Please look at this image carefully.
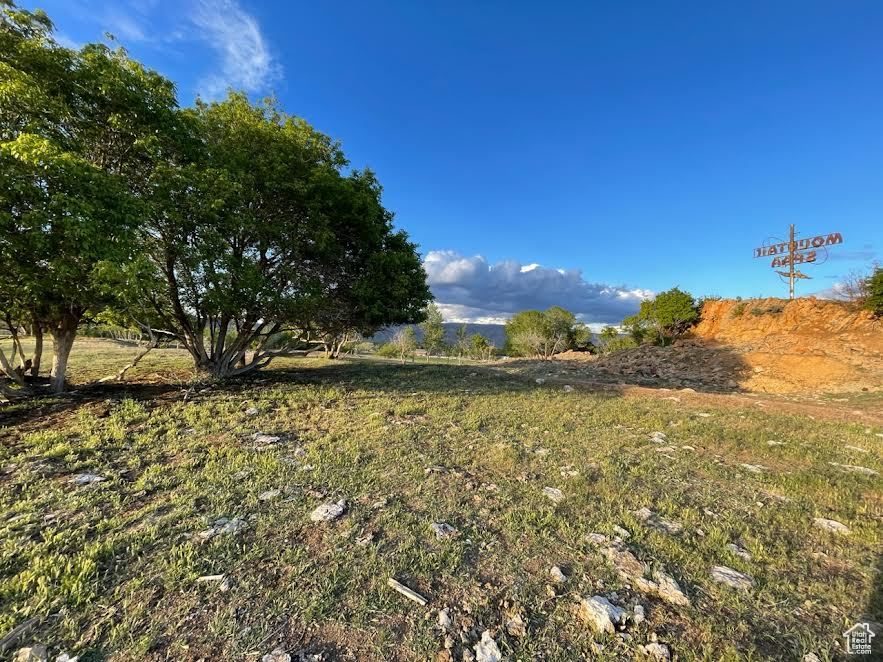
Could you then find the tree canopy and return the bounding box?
[0,1,430,390]
[504,306,589,359]
[623,287,699,346]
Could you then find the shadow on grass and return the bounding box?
[500,337,752,394]
[1,338,751,430]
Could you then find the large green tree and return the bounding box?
[0,1,179,392]
[141,93,429,378]
[504,306,586,359]
[623,287,700,346]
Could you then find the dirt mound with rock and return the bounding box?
[553,298,882,394]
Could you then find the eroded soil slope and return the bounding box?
[519,298,882,395]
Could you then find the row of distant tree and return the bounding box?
[376,287,708,362]
[0,3,430,394]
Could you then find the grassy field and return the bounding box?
[1,340,881,660]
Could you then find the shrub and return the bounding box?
[622,288,700,346]
[730,302,747,317]
[865,267,883,317]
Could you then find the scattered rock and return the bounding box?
[431,522,459,540]
[425,465,447,475]
[596,539,690,606]
[262,648,290,662]
[542,486,565,503]
[535,378,546,385]
[310,500,346,523]
[739,463,766,474]
[563,385,574,393]
[245,407,259,416]
[219,576,233,592]
[259,489,281,501]
[639,642,671,660]
[14,647,48,662]
[504,607,526,637]
[56,655,79,662]
[696,412,712,418]
[356,532,375,546]
[197,517,248,541]
[473,630,502,662]
[710,565,754,590]
[632,604,646,625]
[828,462,879,476]
[633,507,682,535]
[767,440,785,446]
[71,473,105,485]
[580,595,626,634]
[813,517,850,535]
[726,543,752,561]
[649,431,668,444]
[844,445,869,453]
[549,565,568,584]
[612,525,631,539]
[438,607,453,631]
[559,465,579,477]
[803,654,820,662]
[252,433,281,446]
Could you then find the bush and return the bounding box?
[622,288,699,346]
[865,267,883,316]
[730,302,747,317]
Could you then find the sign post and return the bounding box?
[754,227,843,299]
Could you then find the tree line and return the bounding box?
[0,2,430,394]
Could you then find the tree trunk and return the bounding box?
[31,326,43,378]
[50,318,78,394]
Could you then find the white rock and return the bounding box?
[740,463,766,474]
[802,654,820,662]
[580,595,626,634]
[710,565,754,590]
[71,473,105,485]
[640,642,671,660]
[252,433,281,445]
[813,517,850,535]
[829,462,879,476]
[767,440,785,446]
[438,607,453,631]
[633,604,646,624]
[261,648,290,662]
[563,385,574,392]
[245,407,259,416]
[542,486,565,503]
[549,565,568,584]
[217,517,248,535]
[535,378,546,385]
[649,431,668,444]
[15,647,48,662]
[259,489,281,501]
[56,655,79,662]
[431,522,459,540]
[726,543,752,561]
[310,499,346,522]
[587,532,609,545]
[474,630,502,662]
[613,525,631,539]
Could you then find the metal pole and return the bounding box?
[788,223,795,300]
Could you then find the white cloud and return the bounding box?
[423,250,651,325]
[192,0,279,98]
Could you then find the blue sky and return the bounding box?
[29,0,883,325]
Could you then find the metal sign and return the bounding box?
[754,225,843,299]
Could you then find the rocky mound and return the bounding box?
[553,298,882,394]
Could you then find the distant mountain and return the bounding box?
[371,322,508,348]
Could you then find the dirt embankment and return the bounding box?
[694,297,881,393]
[550,298,882,395]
